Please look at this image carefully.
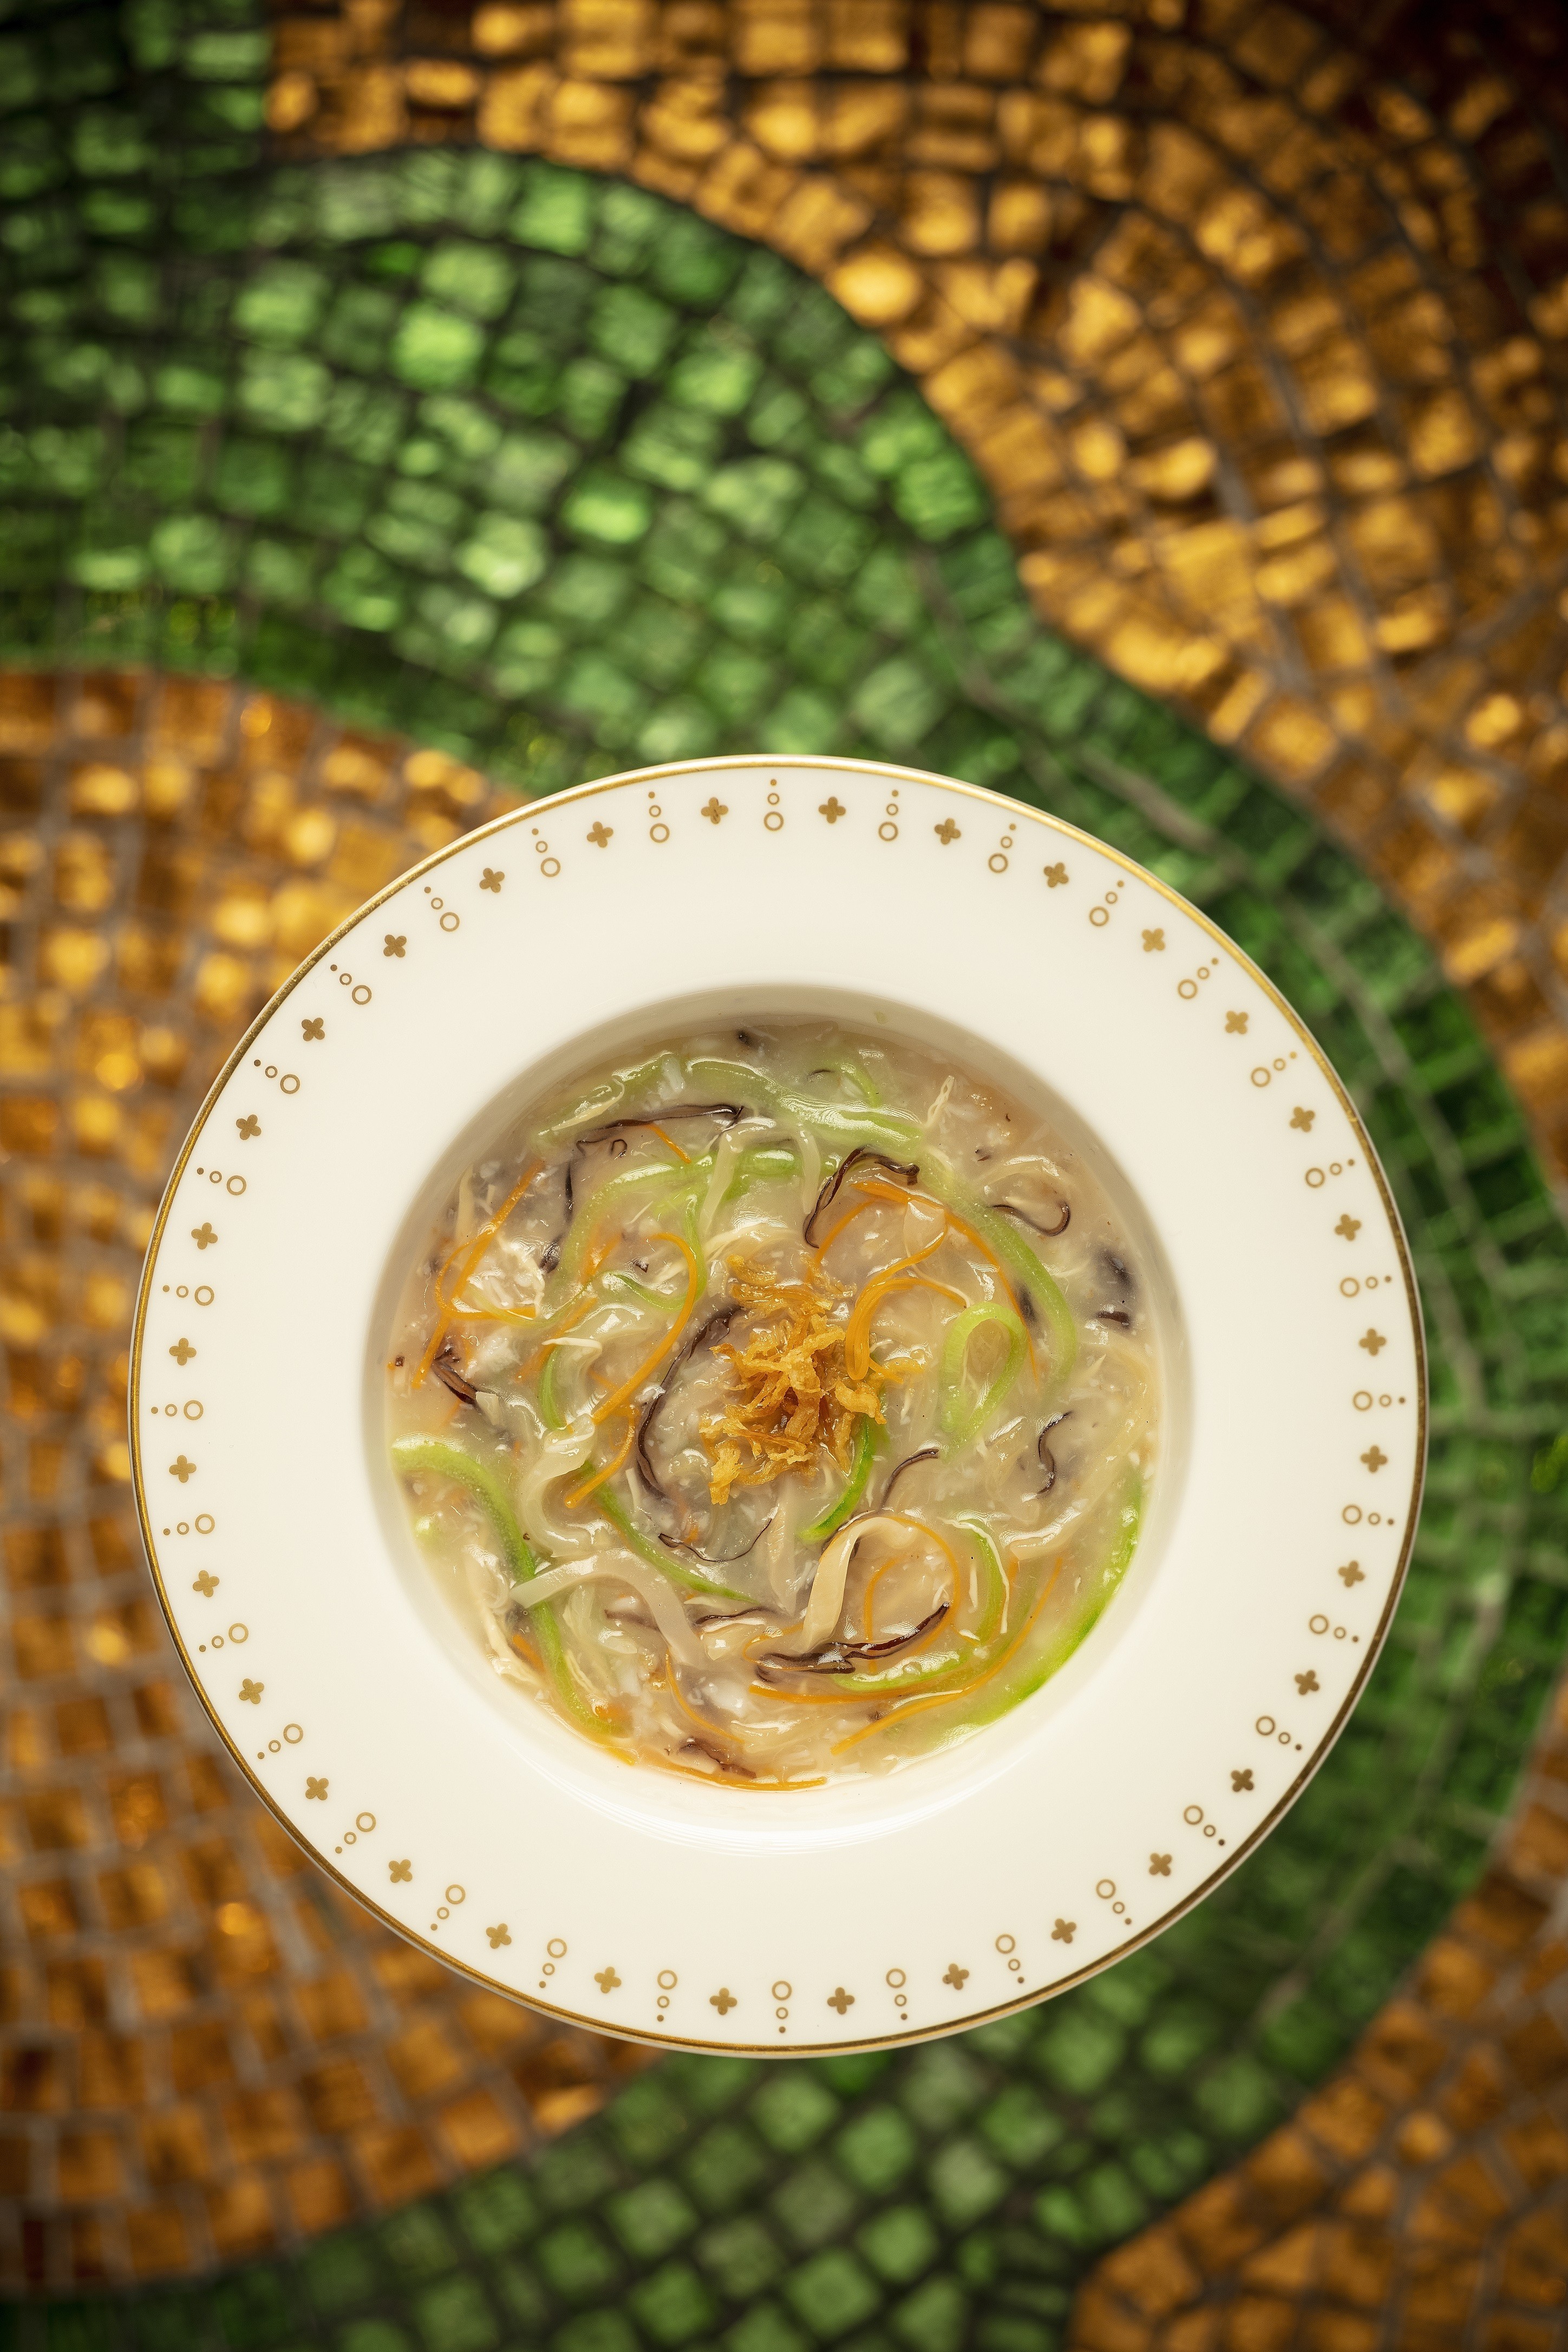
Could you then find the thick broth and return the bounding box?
[387,1022,1159,1786]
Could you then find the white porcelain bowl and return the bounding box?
[132,757,1425,2054]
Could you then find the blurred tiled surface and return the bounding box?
[1,0,1567,2337]
[1,651,1564,2332]
[0,672,647,2294]
[1073,1672,1568,2352]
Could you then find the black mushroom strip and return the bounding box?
[880,1445,939,1506]
[633,1303,741,1499]
[681,1737,756,1779]
[1036,1411,1071,1495]
[993,1197,1071,1238]
[562,1103,745,1217]
[1095,1249,1134,1328]
[576,1102,746,1149]
[661,1511,776,1572]
[803,1146,920,1247]
[756,1603,949,1676]
[431,1340,479,1409]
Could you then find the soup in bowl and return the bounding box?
[387,1019,1160,1786]
[132,756,1421,2052]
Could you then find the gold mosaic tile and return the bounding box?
[1070,1672,1568,2349]
[8,0,1568,2312]
[0,672,646,2293]
[261,0,1568,1175]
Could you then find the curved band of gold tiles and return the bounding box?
[1,0,1566,2336]
[265,0,1568,1187]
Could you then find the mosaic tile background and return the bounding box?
[244,0,1568,1183]
[1,0,1567,2344]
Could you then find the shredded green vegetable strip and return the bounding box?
[959,1472,1144,1730]
[537,1345,567,1430]
[395,1031,1147,1776]
[686,1056,920,1155]
[815,1478,1142,1720]
[801,1418,878,1543]
[955,1514,1010,1646]
[389,1435,609,1736]
[593,1488,749,1604]
[918,1160,1077,1389]
[535,1053,674,1142]
[546,1153,714,1301]
[939,1302,1027,1447]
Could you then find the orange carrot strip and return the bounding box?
[441,1304,541,1327]
[844,1272,965,1382]
[590,1232,702,1426]
[515,1295,591,1380]
[857,1510,964,1642]
[859,1511,951,1631]
[664,1668,731,1741]
[582,1230,617,1282]
[752,1515,962,1694]
[829,1559,1061,1753]
[564,1413,636,1507]
[414,1316,456,1388]
[417,1158,543,1381]
[930,1200,1039,1376]
[862,1551,899,1641]
[747,1680,884,1706]
[854,1177,930,1208]
[860,1566,956,1659]
[813,1195,880,1258]
[855,1179,1040,1376]
[447,1158,543,1299]
[648,1123,690,1164]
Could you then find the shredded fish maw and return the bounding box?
[701,1255,888,1507]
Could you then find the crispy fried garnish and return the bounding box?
[702,1255,890,1507]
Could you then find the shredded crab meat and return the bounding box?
[701,1255,892,1507]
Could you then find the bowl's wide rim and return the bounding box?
[131,753,1427,2054]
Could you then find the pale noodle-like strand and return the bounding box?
[698,1126,753,1240]
[512,1552,708,1670]
[775,1513,923,1655]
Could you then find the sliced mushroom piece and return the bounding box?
[661,1510,776,1570]
[803,1146,920,1247]
[881,1445,939,1506]
[431,1340,479,1408]
[680,1736,756,1779]
[633,1303,742,1499]
[757,1603,950,1675]
[1036,1411,1072,1495]
[994,1197,1070,1238]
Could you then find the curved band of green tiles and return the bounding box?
[4,4,1568,2347]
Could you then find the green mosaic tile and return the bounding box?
[2,18,1567,2344]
